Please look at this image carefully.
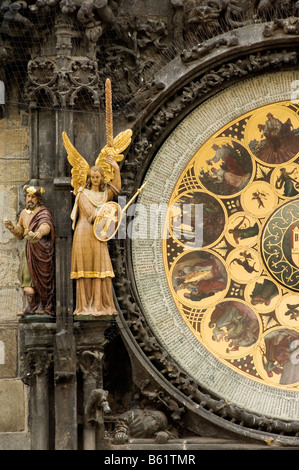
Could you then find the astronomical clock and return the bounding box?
[132,73,299,423]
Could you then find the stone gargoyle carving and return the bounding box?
[105,408,174,444]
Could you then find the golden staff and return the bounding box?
[105,78,113,148]
[121,181,147,213]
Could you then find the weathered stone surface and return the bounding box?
[0,432,30,450]
[0,288,23,320]
[0,249,21,286]
[0,159,29,185]
[109,437,288,450]
[0,187,18,244]
[0,379,27,432]
[0,118,28,160]
[0,327,18,377]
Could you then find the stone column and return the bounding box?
[19,323,56,450]
[79,349,104,450]
[32,358,51,450]
[75,320,113,450]
[54,328,77,450]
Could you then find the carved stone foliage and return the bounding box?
[21,348,53,385]
[172,0,299,39]
[25,56,101,108]
[2,0,299,115]
[78,349,104,381]
[0,2,170,111]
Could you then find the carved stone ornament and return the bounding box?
[26,56,101,108]
[105,408,173,444]
[21,349,53,385]
[2,0,299,114]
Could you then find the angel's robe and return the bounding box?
[63,129,126,316]
[70,185,118,316]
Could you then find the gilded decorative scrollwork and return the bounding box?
[163,100,299,390]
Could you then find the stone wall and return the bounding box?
[0,97,30,448]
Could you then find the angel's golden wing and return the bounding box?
[62,131,90,195]
[109,128,133,160]
[94,128,133,183]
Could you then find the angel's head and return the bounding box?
[85,166,105,192]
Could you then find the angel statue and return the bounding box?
[63,79,132,317]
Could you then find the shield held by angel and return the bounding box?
[63,127,132,239]
[62,81,133,317]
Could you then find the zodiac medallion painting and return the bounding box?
[63,79,133,317]
[244,105,299,165]
[163,100,299,390]
[194,138,253,197]
[202,300,261,360]
[171,250,228,309]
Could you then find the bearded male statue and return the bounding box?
[5,185,55,316]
